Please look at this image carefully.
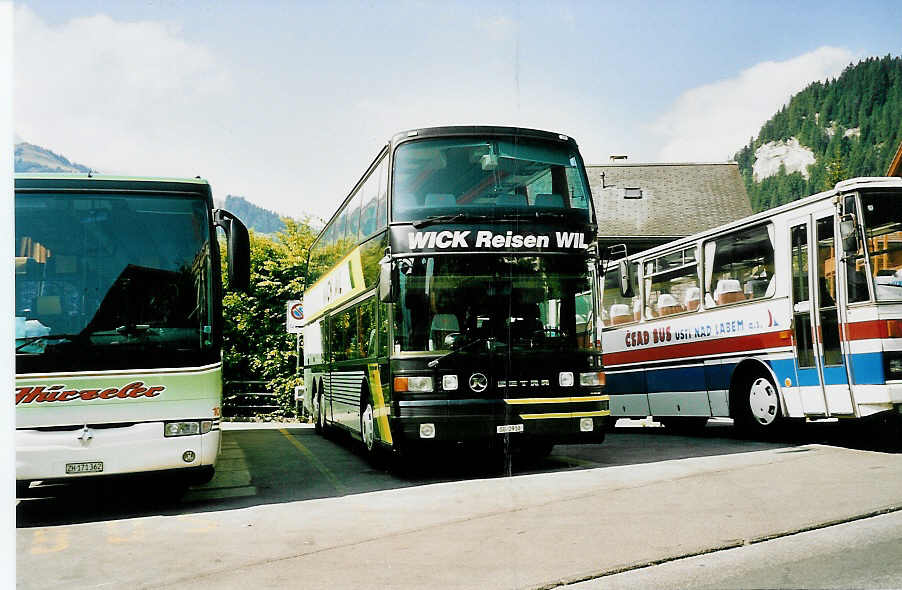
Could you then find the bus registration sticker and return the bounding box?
[497,424,524,434]
[66,462,103,474]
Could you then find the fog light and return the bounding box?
[182,450,196,463]
[419,423,436,439]
[559,372,574,387]
[580,418,594,432]
[442,374,459,391]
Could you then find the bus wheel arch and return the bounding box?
[729,359,783,433]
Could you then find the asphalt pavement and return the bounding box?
[15,420,902,589]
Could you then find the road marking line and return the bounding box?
[278,427,347,494]
[106,521,144,544]
[30,528,69,554]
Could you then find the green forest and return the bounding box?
[734,55,902,212]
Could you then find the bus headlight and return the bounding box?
[442,375,459,391]
[164,421,201,437]
[579,371,606,387]
[559,372,574,387]
[394,376,434,392]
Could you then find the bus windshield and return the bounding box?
[392,137,591,222]
[861,192,902,301]
[15,193,215,372]
[394,254,595,353]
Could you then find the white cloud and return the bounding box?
[653,46,856,162]
[14,6,231,178]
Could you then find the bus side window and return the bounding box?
[704,224,775,307]
[602,262,639,327]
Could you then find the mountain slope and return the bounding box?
[15,142,93,173]
[734,55,902,211]
[222,195,286,235]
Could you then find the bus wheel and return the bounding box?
[313,390,323,434]
[361,402,376,455]
[735,372,782,435]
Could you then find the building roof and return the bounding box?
[588,161,752,239]
[888,140,902,177]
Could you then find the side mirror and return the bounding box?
[378,254,396,303]
[214,209,250,292]
[839,214,859,256]
[618,259,634,298]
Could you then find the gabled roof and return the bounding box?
[588,162,752,239]
[888,140,902,177]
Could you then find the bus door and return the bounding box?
[788,211,854,416]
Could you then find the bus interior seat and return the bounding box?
[744,278,769,299]
[424,193,456,208]
[610,303,632,325]
[714,279,745,305]
[656,293,683,316]
[535,193,564,208]
[496,193,527,208]
[683,287,701,311]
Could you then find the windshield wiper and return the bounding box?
[412,213,490,228]
[15,333,82,352]
[427,336,495,368]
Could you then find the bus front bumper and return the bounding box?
[16,422,220,482]
[394,397,609,444]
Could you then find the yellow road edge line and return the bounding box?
[504,395,610,404]
[278,428,347,494]
[519,410,611,419]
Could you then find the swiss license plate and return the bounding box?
[66,461,103,474]
[496,424,524,434]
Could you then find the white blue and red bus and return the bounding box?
[600,176,902,434]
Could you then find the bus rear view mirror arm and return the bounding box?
[213,209,251,292]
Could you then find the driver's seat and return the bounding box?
[430,314,459,350]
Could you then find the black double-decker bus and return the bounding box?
[302,126,608,460]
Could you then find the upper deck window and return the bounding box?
[391,137,591,223]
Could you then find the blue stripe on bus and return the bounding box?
[645,366,706,393]
[608,351,885,395]
[847,352,884,385]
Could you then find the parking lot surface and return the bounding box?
[16,419,902,589]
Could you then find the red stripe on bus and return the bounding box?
[603,330,789,366]
[843,319,902,341]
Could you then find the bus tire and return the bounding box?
[361,400,376,457]
[188,465,215,486]
[733,370,782,436]
[313,387,323,434]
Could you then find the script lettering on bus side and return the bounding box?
[14,382,166,405]
[407,230,589,251]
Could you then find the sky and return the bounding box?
[10,0,902,223]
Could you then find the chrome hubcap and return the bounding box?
[749,377,778,425]
[362,404,375,451]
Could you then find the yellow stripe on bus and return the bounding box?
[518,410,611,420]
[367,363,393,445]
[504,395,610,404]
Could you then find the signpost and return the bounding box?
[286,300,303,334]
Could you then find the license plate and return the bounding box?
[66,461,103,474]
[496,424,524,434]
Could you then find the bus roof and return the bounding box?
[607,176,902,265]
[14,173,213,200]
[390,125,580,149]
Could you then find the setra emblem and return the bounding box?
[469,373,488,393]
